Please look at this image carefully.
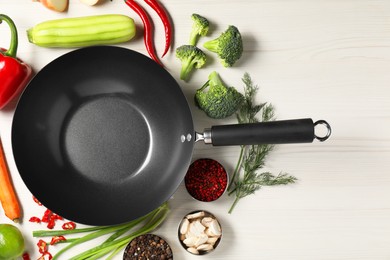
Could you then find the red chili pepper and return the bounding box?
[62,221,76,230]
[50,235,66,245]
[143,0,172,57]
[29,216,41,223]
[124,0,162,66]
[37,239,48,254]
[0,14,32,109]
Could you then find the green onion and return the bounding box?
[32,202,170,259]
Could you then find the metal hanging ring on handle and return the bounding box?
[314,120,332,142]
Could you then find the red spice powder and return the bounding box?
[184,158,228,202]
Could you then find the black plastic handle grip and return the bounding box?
[210,118,316,146]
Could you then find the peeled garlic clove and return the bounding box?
[189,220,206,236]
[185,229,196,239]
[205,227,214,237]
[183,236,197,247]
[194,233,209,247]
[187,247,199,255]
[180,218,190,234]
[201,217,214,227]
[207,236,219,245]
[197,243,214,252]
[209,219,221,236]
[186,211,205,220]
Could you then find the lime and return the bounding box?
[0,224,25,260]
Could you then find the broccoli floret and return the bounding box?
[195,71,244,119]
[176,45,206,81]
[189,13,209,46]
[203,25,243,67]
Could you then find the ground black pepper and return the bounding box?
[123,234,173,260]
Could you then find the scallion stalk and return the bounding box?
[68,204,169,260]
[32,202,169,260]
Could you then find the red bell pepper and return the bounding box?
[0,14,32,109]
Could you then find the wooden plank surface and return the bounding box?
[1,0,390,259]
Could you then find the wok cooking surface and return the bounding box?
[12,46,194,225]
[63,95,151,184]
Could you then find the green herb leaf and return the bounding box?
[228,73,297,213]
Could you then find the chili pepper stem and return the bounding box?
[0,14,18,58]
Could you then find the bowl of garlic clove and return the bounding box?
[178,210,222,255]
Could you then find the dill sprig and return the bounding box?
[228,73,297,214]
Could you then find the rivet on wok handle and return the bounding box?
[197,118,331,146]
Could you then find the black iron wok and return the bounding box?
[11,46,331,225]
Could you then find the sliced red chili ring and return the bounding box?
[37,239,48,254]
[29,216,41,223]
[32,196,43,206]
[62,221,76,230]
[38,251,53,260]
[41,209,52,223]
[47,216,56,229]
[50,235,66,245]
[52,214,63,220]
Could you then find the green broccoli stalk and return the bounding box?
[203,25,243,67]
[195,71,244,119]
[189,13,209,46]
[176,45,207,81]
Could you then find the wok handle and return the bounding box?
[204,118,331,146]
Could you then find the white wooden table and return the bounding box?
[1,0,390,259]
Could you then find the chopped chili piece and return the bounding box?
[47,216,56,229]
[52,213,63,220]
[37,239,48,254]
[29,216,41,223]
[124,0,162,66]
[50,235,66,245]
[38,251,53,260]
[32,195,42,206]
[62,221,76,230]
[41,209,52,223]
[22,252,31,260]
[144,0,172,57]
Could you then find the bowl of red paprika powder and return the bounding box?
[184,158,228,202]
